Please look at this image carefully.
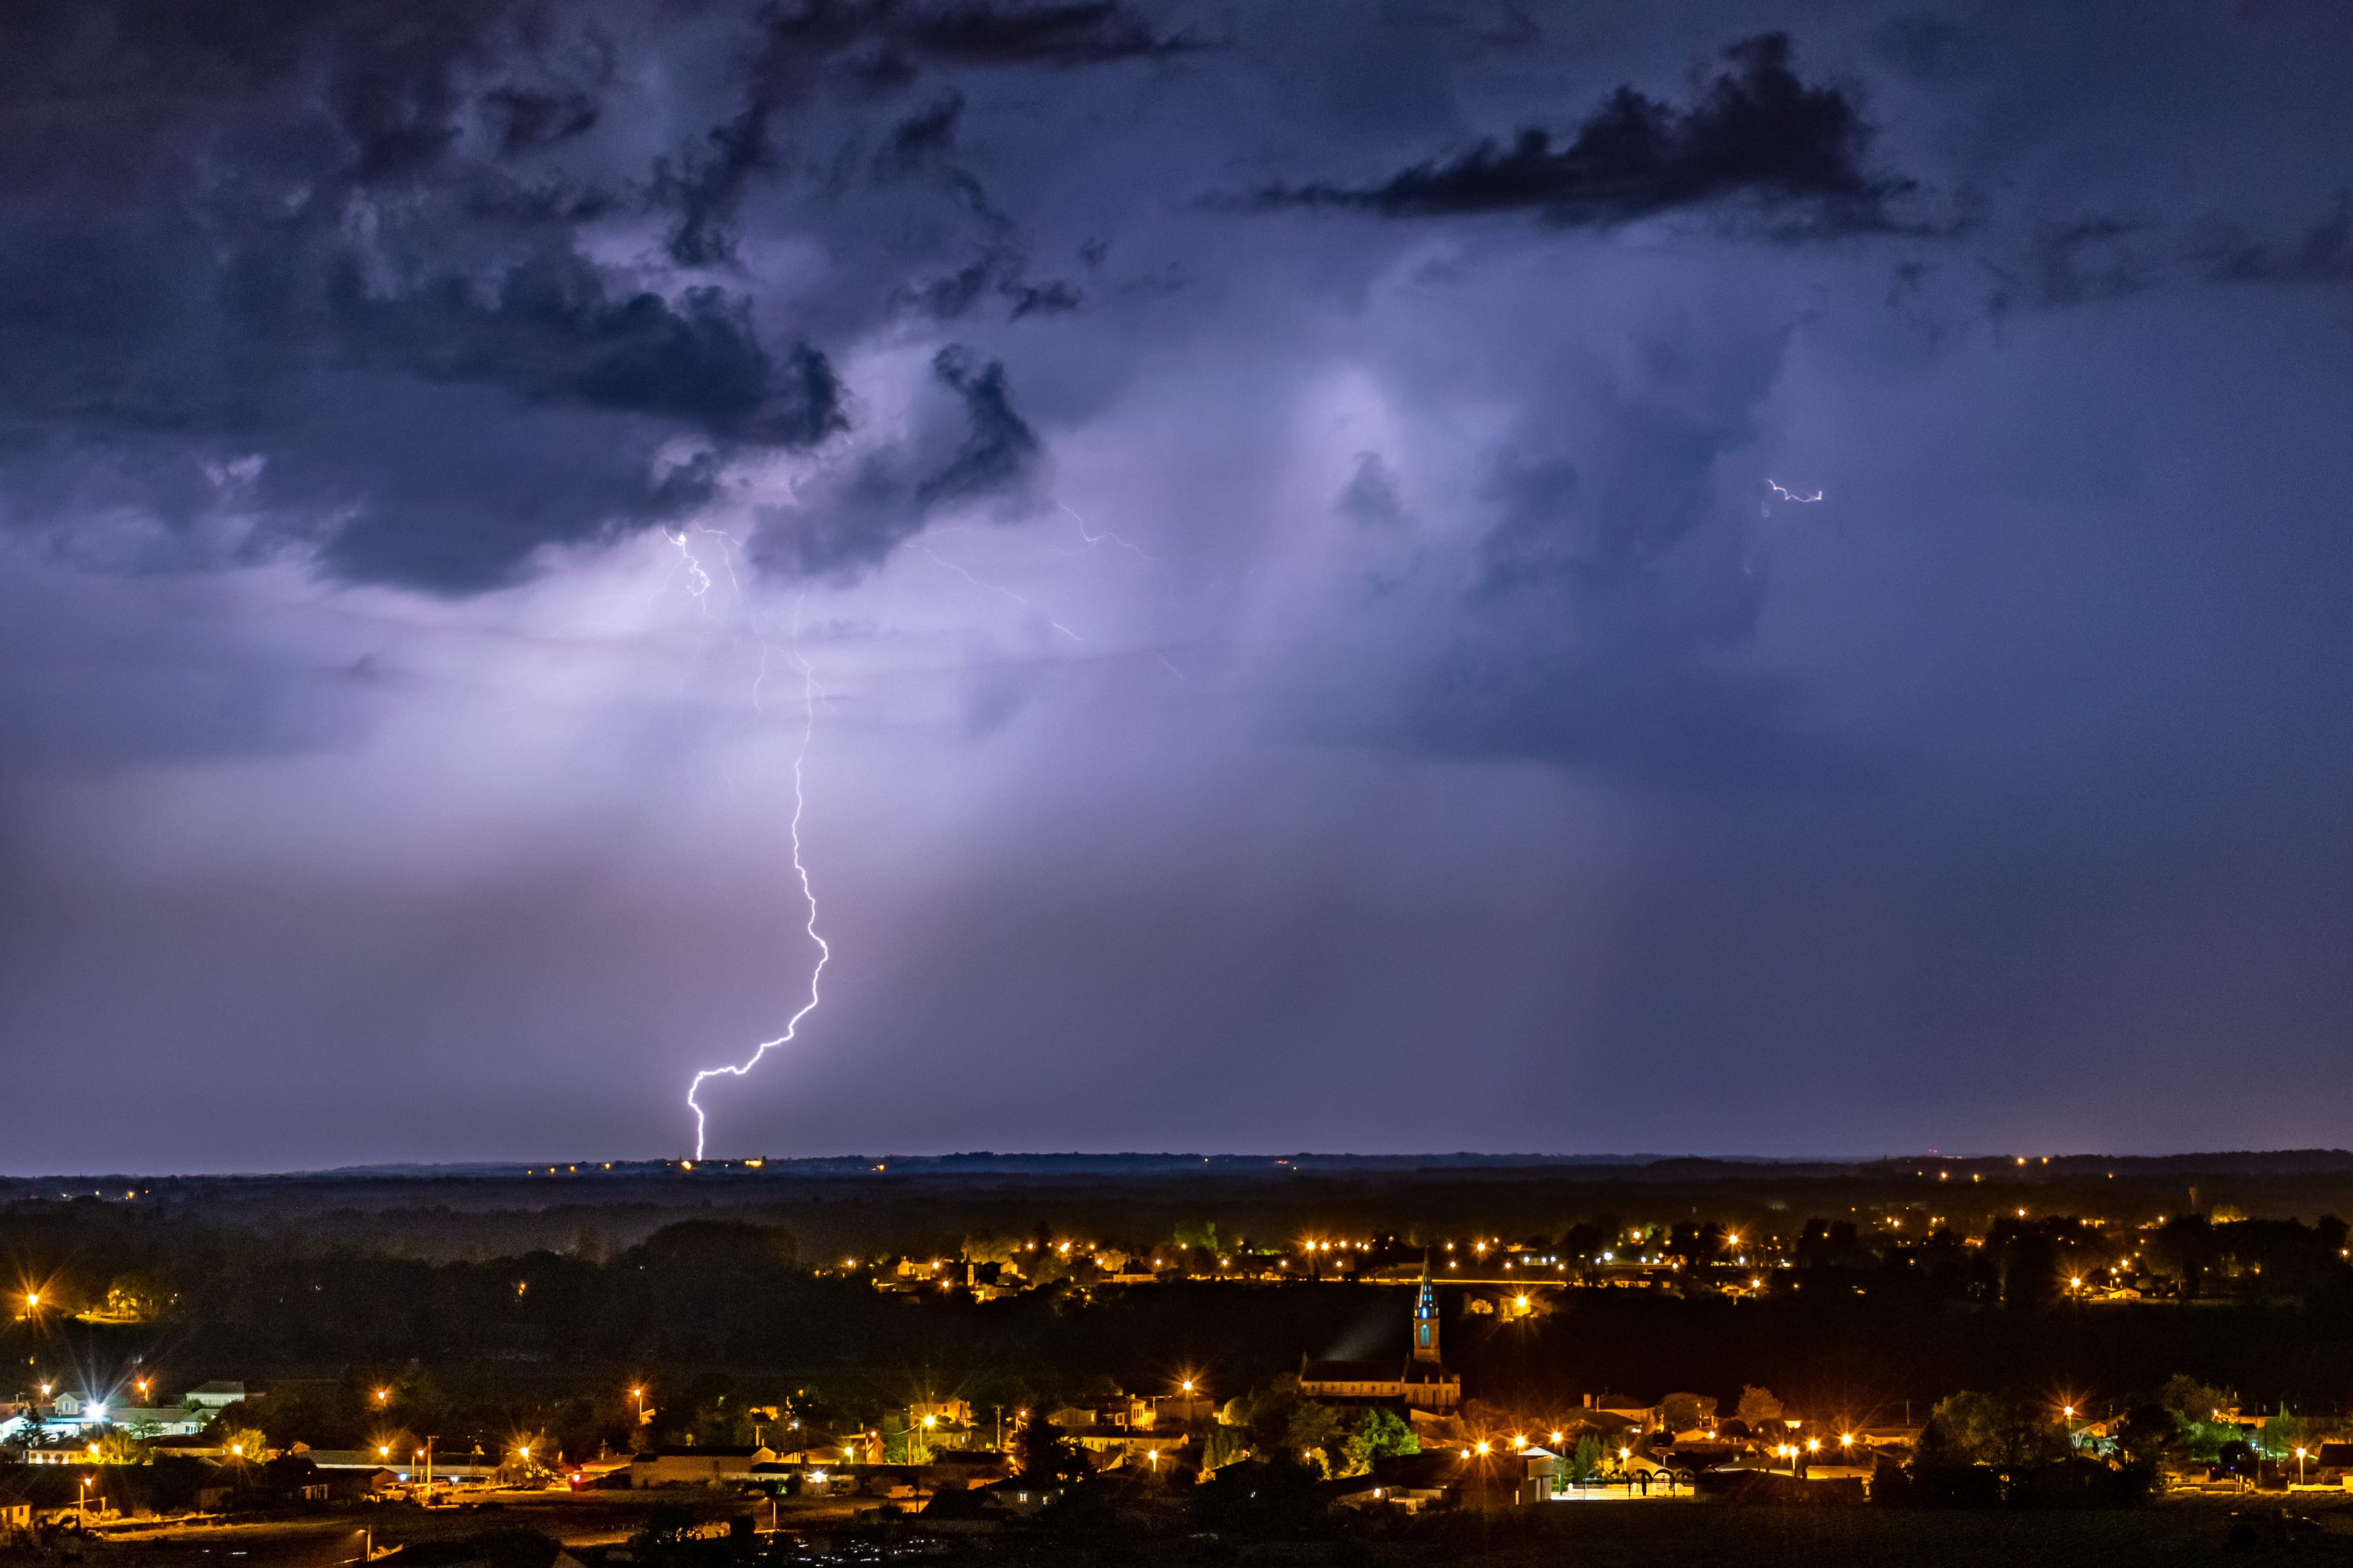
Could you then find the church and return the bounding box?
[1297,1260,1462,1411]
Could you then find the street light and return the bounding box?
[2298,1447,2309,1485]
[631,1387,647,1425]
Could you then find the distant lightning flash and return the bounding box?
[919,545,1084,642]
[668,530,717,615]
[1056,501,1156,562]
[679,554,832,1160]
[1763,481,1825,515]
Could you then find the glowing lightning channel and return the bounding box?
[668,531,718,616]
[1056,501,1156,562]
[918,545,1084,642]
[1763,480,1825,515]
[682,582,831,1161]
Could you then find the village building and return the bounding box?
[1298,1260,1462,1412]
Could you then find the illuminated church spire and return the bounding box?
[1413,1253,1440,1362]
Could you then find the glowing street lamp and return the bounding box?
[2298,1447,2309,1485]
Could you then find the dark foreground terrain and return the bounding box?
[22,1492,2353,1568]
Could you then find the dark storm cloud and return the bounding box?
[895,2,1202,66]
[756,0,1198,66]
[0,0,879,593]
[2199,198,2353,287]
[918,346,1041,503]
[0,0,1180,595]
[353,261,847,445]
[875,91,967,180]
[1980,199,2353,318]
[1255,34,1909,233]
[752,344,1040,576]
[664,0,1196,264]
[1334,453,1406,529]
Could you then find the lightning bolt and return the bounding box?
[676,548,832,1160]
[1055,501,1156,562]
[918,545,1084,642]
[1763,480,1825,515]
[668,530,718,615]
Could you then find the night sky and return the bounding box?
[5,2,2353,1172]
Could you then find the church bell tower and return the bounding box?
[1412,1255,1440,1362]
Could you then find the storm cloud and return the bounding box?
[1254,33,1909,233]
[7,1,2353,1172]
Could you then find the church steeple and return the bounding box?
[1412,1253,1440,1363]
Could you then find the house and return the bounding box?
[183,1382,251,1413]
[105,1405,207,1438]
[9,1469,121,1525]
[975,1477,1062,1515]
[1330,1450,1466,1513]
[0,1484,31,1538]
[1298,1261,1461,1412]
[259,1454,332,1503]
[1579,1394,1658,1428]
[628,1446,777,1486]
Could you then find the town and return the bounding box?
[7,1154,2353,1562]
